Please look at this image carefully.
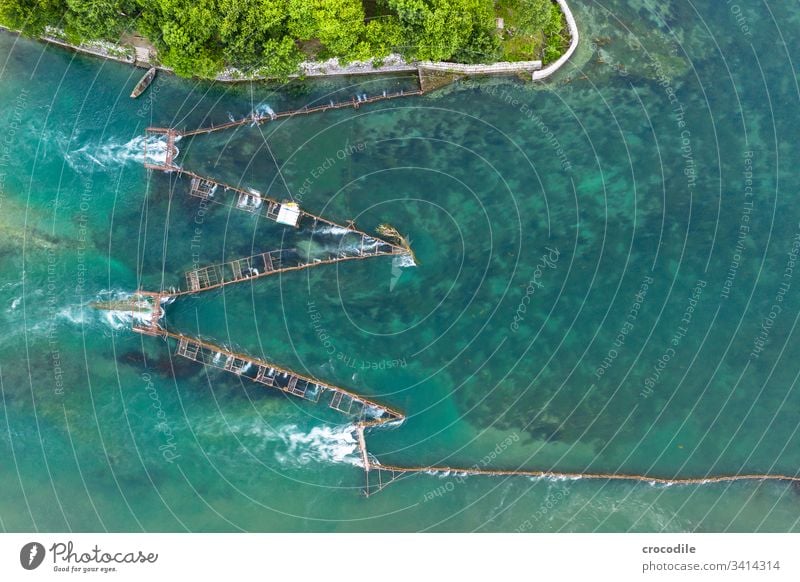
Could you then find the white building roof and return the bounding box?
[276,202,301,227]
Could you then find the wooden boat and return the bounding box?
[130,67,156,99]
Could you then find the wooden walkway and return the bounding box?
[144,128,179,171]
[181,238,399,296]
[130,317,800,497]
[181,169,292,226]
[140,167,411,298]
[133,327,404,422]
[141,82,424,173]
[176,89,423,139]
[131,76,800,493]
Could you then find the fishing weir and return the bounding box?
[140,167,411,296]
[141,90,418,294]
[129,311,800,497]
[145,89,424,162]
[133,326,404,422]
[123,76,800,496]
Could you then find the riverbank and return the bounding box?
[1,1,578,85]
[2,0,800,533]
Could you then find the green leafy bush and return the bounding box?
[0,0,566,77]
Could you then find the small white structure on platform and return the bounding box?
[276,202,302,227]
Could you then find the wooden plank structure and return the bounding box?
[161,169,408,251]
[158,88,424,140]
[144,128,179,171]
[126,291,166,336]
[179,234,400,296]
[140,80,424,173]
[173,169,297,227]
[140,164,412,297]
[131,319,800,497]
[134,326,404,422]
[131,76,800,494]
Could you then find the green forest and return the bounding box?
[0,0,568,78]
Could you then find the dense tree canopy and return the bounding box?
[388,0,498,62]
[0,0,565,78]
[0,0,67,35]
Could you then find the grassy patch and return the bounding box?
[496,0,569,64]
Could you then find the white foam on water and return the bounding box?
[67,134,180,172]
[94,302,158,330]
[393,253,417,268]
[57,305,90,326]
[336,237,380,257]
[269,423,362,468]
[57,290,164,330]
[242,195,262,209]
[193,417,361,467]
[252,103,277,121]
[314,225,352,236]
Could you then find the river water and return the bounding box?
[1,0,799,531]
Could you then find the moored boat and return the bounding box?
[130,67,156,98]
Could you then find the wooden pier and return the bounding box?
[172,88,423,140]
[181,237,399,296]
[133,326,404,423]
[131,76,800,493]
[139,166,412,298]
[140,81,424,173]
[161,167,409,248]
[144,128,179,171]
[112,291,165,335]
[131,319,800,496]
[181,169,298,226]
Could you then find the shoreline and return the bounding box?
[1,1,578,84]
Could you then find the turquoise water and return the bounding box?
[2,0,800,531]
